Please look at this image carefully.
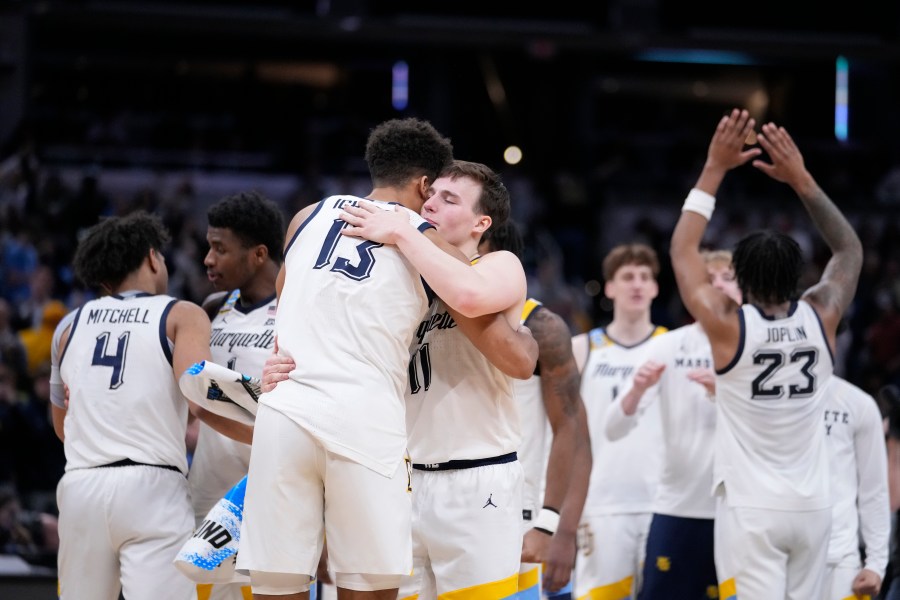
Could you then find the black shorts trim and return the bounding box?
[96,458,183,475]
[412,451,517,472]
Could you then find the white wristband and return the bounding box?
[533,507,560,535]
[682,188,716,221]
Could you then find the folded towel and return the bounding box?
[179,360,260,425]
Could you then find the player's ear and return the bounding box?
[147,248,162,274]
[417,175,430,199]
[253,244,268,265]
[473,215,492,236]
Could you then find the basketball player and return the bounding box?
[188,190,284,600]
[605,250,741,599]
[340,160,531,599]
[571,243,667,600]
[670,108,863,599]
[822,376,889,599]
[238,118,494,600]
[479,222,592,599]
[51,212,217,600]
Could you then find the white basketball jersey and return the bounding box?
[59,292,189,474]
[405,297,521,465]
[580,326,666,516]
[714,300,833,510]
[823,376,889,572]
[189,289,277,517]
[515,299,551,515]
[266,196,432,477]
[634,323,718,519]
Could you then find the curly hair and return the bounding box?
[602,243,660,281]
[732,230,803,305]
[365,118,454,189]
[74,211,170,289]
[207,191,285,264]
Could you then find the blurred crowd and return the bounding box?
[2,135,900,570]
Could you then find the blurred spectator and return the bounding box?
[0,487,58,568]
[61,172,110,236]
[11,264,56,331]
[4,361,65,515]
[0,299,27,378]
[18,300,67,377]
[866,280,900,389]
[0,223,39,309]
[0,363,27,488]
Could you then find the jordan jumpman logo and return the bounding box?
[483,493,497,508]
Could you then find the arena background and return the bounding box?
[2,1,900,596]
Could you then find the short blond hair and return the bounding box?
[701,249,733,268]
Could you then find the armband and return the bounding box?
[682,188,716,220]
[533,506,561,536]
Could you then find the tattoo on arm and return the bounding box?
[799,185,862,314]
[531,310,581,418]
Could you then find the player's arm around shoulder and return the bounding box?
[468,250,529,315]
[421,229,526,317]
[444,252,536,378]
[448,309,537,379]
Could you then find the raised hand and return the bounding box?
[633,360,666,393]
[752,122,812,190]
[706,108,762,174]
[686,368,716,398]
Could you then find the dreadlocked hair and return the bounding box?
[732,230,803,305]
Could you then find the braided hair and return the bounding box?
[732,230,803,305]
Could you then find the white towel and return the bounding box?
[175,476,248,584]
[178,361,260,425]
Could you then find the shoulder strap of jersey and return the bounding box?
[520,298,543,326]
[588,327,606,350]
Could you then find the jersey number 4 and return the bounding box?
[315,219,384,281]
[751,347,818,400]
[91,331,131,390]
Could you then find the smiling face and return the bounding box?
[204,226,258,292]
[605,263,659,314]
[420,174,491,251]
